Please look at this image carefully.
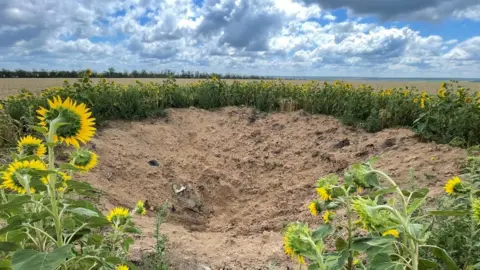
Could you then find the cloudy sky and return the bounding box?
[1,0,480,78]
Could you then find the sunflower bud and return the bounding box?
[135,200,147,216]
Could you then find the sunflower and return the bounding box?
[316,187,332,201]
[107,207,130,223]
[473,199,480,224]
[444,176,462,195]
[135,200,147,216]
[1,160,46,194]
[71,149,98,172]
[283,223,306,265]
[323,210,332,224]
[308,201,318,216]
[382,229,399,238]
[116,265,129,270]
[45,171,72,192]
[437,89,446,98]
[17,135,47,157]
[37,96,95,148]
[420,98,425,109]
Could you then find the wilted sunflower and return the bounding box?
[1,160,46,194]
[115,265,129,270]
[71,149,98,172]
[444,176,462,195]
[37,96,95,148]
[135,200,147,215]
[382,229,399,238]
[107,207,130,223]
[17,135,47,157]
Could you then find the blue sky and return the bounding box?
[0,0,479,78]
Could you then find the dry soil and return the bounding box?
[80,107,466,269]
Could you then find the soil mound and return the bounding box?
[81,107,466,269]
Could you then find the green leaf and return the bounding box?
[335,237,347,251]
[30,126,48,134]
[428,210,470,216]
[419,259,439,269]
[6,230,27,243]
[66,208,99,217]
[0,221,22,235]
[425,246,460,270]
[86,234,103,248]
[351,237,373,251]
[87,217,110,227]
[122,237,134,252]
[408,197,427,215]
[311,224,332,242]
[0,242,19,252]
[59,163,82,171]
[105,256,122,265]
[367,237,395,247]
[0,259,12,270]
[0,196,31,212]
[366,187,397,198]
[402,188,429,199]
[124,226,142,234]
[12,245,73,270]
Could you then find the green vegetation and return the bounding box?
[1,75,479,147]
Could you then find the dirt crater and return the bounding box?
[81,107,466,269]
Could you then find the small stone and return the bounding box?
[148,160,160,166]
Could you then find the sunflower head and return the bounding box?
[1,160,46,194]
[17,135,47,157]
[283,223,309,265]
[308,200,321,217]
[37,96,95,148]
[382,229,400,238]
[352,197,396,231]
[443,176,465,195]
[115,265,129,270]
[70,149,98,172]
[107,207,130,225]
[135,200,147,216]
[322,210,333,224]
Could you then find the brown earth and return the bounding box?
[80,107,466,269]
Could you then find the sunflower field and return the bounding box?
[1,75,480,147]
[0,73,480,269]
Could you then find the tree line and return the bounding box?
[0,68,275,80]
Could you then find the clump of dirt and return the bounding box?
[81,107,466,269]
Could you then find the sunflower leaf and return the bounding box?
[59,163,83,171]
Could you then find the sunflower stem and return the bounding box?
[47,118,63,247]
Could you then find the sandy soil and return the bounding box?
[1,78,480,98]
[80,107,466,269]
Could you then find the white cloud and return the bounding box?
[0,0,479,77]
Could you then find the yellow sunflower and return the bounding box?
[1,160,46,194]
[71,149,98,172]
[316,187,332,201]
[308,201,318,216]
[283,224,306,265]
[37,96,95,148]
[444,176,462,195]
[17,135,47,157]
[135,200,147,215]
[107,207,130,223]
[323,210,332,224]
[382,229,399,238]
[116,265,129,270]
